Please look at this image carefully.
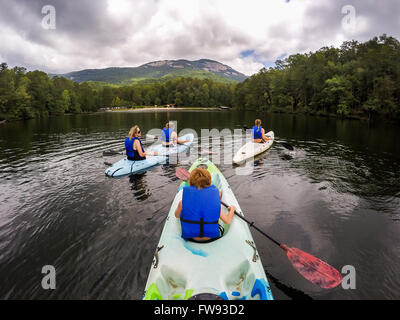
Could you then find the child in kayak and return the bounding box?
[174,168,236,243]
[125,126,158,161]
[162,122,189,147]
[253,119,272,143]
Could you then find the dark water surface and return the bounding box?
[0,110,399,300]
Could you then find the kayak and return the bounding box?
[104,134,194,178]
[104,155,168,178]
[233,131,275,164]
[149,133,194,156]
[143,158,274,300]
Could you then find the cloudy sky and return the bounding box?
[0,0,399,76]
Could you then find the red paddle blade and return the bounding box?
[200,148,215,155]
[281,245,342,289]
[176,168,190,181]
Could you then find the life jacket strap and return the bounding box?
[180,217,219,238]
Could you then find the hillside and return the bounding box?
[52,59,247,85]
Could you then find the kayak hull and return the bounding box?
[104,156,168,177]
[233,131,275,164]
[143,158,273,300]
[105,134,194,178]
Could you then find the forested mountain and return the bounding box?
[53,59,247,85]
[0,63,235,120]
[1,35,399,122]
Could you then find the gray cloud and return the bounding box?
[0,0,399,75]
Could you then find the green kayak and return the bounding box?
[143,158,274,300]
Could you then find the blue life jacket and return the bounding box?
[180,185,221,239]
[162,128,173,143]
[125,137,144,160]
[253,126,263,139]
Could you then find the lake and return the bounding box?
[0,110,399,300]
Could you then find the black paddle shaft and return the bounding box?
[221,201,281,248]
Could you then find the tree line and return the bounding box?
[234,34,400,122]
[1,35,399,122]
[0,64,235,121]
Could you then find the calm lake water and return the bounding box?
[0,110,399,300]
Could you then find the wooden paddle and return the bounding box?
[175,167,342,289]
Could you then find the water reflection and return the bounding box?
[0,111,399,300]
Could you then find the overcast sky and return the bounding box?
[0,0,399,76]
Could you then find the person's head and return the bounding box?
[255,119,262,127]
[128,126,141,139]
[166,121,175,130]
[189,168,212,189]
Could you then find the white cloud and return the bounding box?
[0,0,399,76]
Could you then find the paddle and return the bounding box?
[175,167,342,289]
[103,150,123,156]
[242,126,294,151]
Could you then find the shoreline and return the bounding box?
[105,107,222,113]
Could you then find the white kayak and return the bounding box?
[233,131,275,164]
[105,134,194,178]
[143,158,274,300]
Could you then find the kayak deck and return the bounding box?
[233,131,275,164]
[143,158,273,300]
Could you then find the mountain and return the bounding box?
[53,59,247,85]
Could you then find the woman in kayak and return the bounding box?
[161,122,189,147]
[174,168,236,243]
[125,126,158,161]
[253,119,271,143]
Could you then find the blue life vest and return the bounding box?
[180,185,221,239]
[162,128,173,143]
[253,126,262,139]
[125,137,144,160]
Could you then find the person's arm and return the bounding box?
[175,200,183,218]
[262,129,271,141]
[134,140,146,157]
[220,205,236,225]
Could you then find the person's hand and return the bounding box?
[228,206,236,212]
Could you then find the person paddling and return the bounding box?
[174,168,236,243]
[253,119,271,144]
[125,126,158,161]
[162,122,189,147]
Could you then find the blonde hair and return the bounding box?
[189,168,212,189]
[255,119,262,126]
[128,126,140,139]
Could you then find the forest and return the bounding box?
[234,35,400,121]
[0,35,399,122]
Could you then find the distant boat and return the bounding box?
[220,106,230,110]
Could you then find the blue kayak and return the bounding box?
[105,133,194,178]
